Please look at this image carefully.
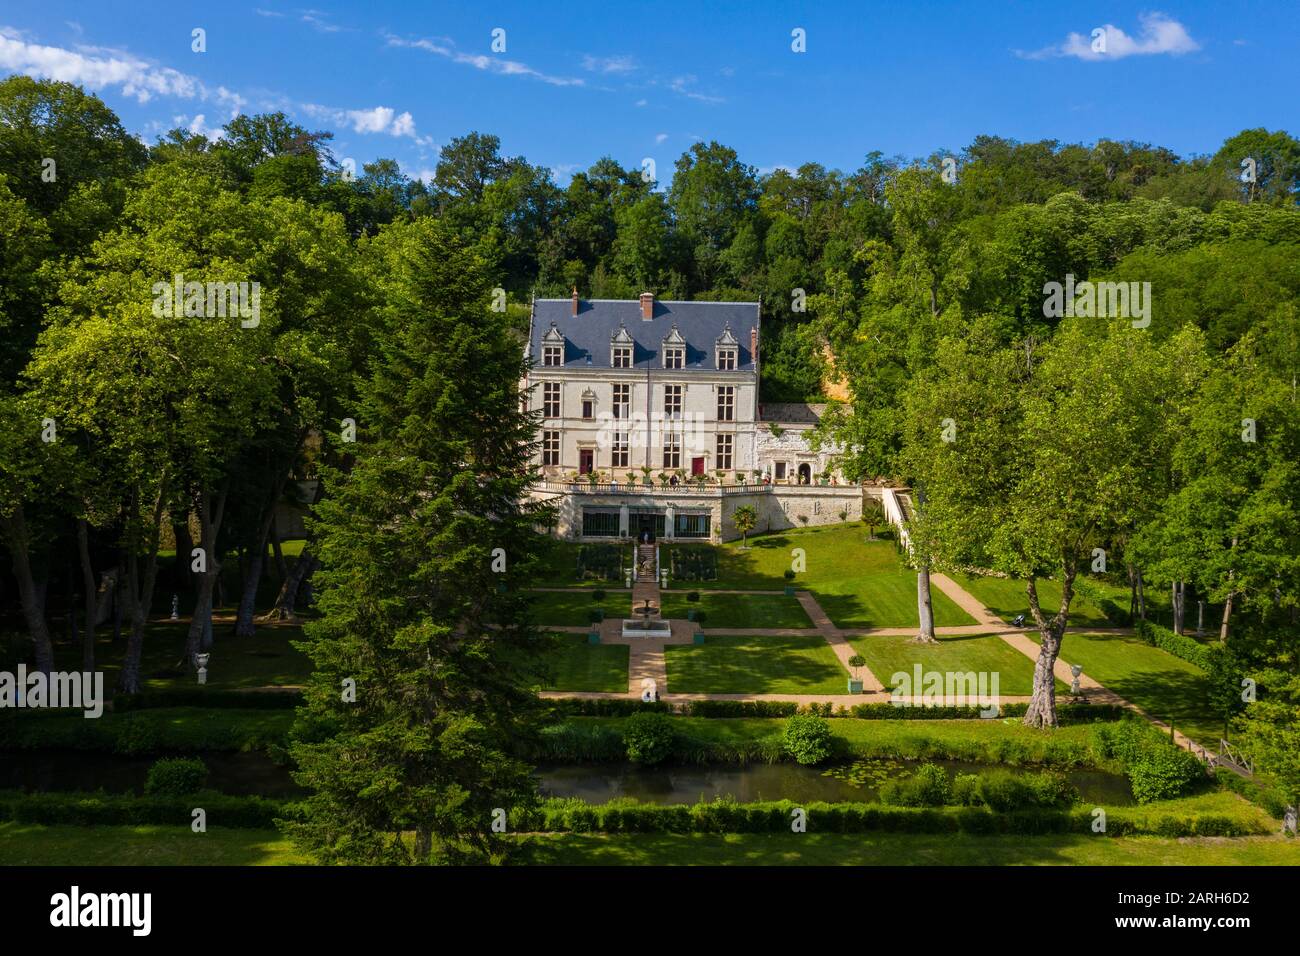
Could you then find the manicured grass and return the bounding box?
[0,622,311,692]
[848,632,1069,697]
[951,573,1117,627]
[1032,631,1220,747]
[540,634,628,693]
[659,592,812,628]
[0,822,307,865]
[672,526,976,629]
[665,634,848,695]
[524,831,1300,866]
[526,590,631,627]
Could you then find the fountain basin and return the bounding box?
[621,619,672,639]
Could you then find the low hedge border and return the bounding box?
[0,789,288,829]
[549,698,1127,722]
[512,798,1266,838]
[1135,620,1211,670]
[115,689,303,711]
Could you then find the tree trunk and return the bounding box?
[1171,581,1185,635]
[913,566,937,643]
[1219,536,1238,644]
[235,473,288,637]
[1135,569,1146,619]
[172,512,192,593]
[262,549,319,622]
[184,485,228,667]
[2,507,54,674]
[118,477,170,694]
[1022,570,1076,729]
[1197,600,1205,637]
[77,518,98,672]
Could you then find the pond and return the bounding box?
[4,752,1135,807]
[537,759,1135,806]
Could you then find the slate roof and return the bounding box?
[528,298,760,372]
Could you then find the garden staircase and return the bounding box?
[636,544,657,581]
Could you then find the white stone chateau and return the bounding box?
[524,292,861,543]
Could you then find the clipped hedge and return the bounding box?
[509,797,1266,838]
[545,699,670,718]
[1135,620,1211,670]
[0,708,294,754]
[686,700,797,718]
[0,789,287,829]
[115,689,303,711]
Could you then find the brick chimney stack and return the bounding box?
[571,286,579,317]
[639,292,654,320]
[750,327,759,364]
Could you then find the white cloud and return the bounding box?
[655,132,668,144]
[179,113,225,142]
[582,54,636,74]
[301,102,423,141]
[634,98,648,107]
[386,34,584,87]
[1019,12,1200,61]
[669,74,724,104]
[0,27,245,113]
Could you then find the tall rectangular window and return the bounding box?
[612,346,632,368]
[717,348,737,371]
[664,384,682,419]
[612,432,629,468]
[581,399,594,420]
[542,345,562,367]
[613,383,630,419]
[542,382,561,418]
[717,386,734,422]
[542,430,560,465]
[716,433,733,470]
[664,347,685,369]
[663,433,681,469]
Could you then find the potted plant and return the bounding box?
[847,654,866,694]
[732,505,757,549]
[783,568,796,596]
[626,472,637,485]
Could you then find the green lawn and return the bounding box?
[659,592,812,628]
[527,589,632,627]
[671,526,976,629]
[950,573,1118,627]
[665,634,848,694]
[848,632,1069,697]
[0,822,307,865]
[0,622,311,691]
[540,634,628,693]
[524,831,1300,866]
[1033,631,1220,746]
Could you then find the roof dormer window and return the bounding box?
[611,325,634,369]
[716,325,739,371]
[662,325,686,370]
[541,322,565,367]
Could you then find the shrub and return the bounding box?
[783,714,833,765]
[686,700,796,718]
[0,789,283,828]
[880,764,952,807]
[592,589,606,602]
[1129,747,1205,804]
[623,712,677,765]
[144,757,209,795]
[687,591,700,603]
[783,569,796,581]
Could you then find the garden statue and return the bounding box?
[170,594,179,620]
[195,652,210,685]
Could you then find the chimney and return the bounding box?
[639,292,654,320]
[571,286,579,317]
[750,327,759,364]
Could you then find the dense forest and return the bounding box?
[1,74,1297,858]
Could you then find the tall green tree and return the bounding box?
[285,218,552,864]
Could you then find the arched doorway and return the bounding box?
[797,463,812,485]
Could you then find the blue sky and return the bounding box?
[2,2,1295,183]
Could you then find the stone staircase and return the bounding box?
[636,543,657,581]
